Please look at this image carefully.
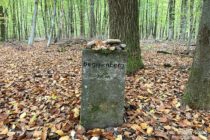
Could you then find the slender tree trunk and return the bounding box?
[40,0,48,39]
[184,0,210,110]
[0,6,5,41]
[16,0,21,41]
[73,3,77,37]
[108,0,144,74]
[23,0,29,40]
[28,0,39,46]
[187,0,195,50]
[57,0,64,40]
[102,0,108,36]
[90,0,96,38]
[168,0,175,41]
[145,0,149,38]
[47,0,56,47]
[180,0,188,41]
[153,0,159,39]
[79,0,85,36]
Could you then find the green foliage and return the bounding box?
[0,0,8,7]
[1,0,202,41]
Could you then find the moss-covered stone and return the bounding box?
[80,49,127,129]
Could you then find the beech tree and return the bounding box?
[90,0,96,38]
[28,0,38,46]
[180,0,188,41]
[0,5,5,41]
[47,0,56,47]
[184,0,210,109]
[168,0,175,40]
[108,0,144,74]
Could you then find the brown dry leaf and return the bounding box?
[29,114,37,126]
[180,119,192,127]
[115,135,123,140]
[7,131,16,137]
[163,125,171,130]
[159,116,168,123]
[147,88,153,94]
[140,123,148,130]
[72,107,80,118]
[206,127,210,133]
[0,126,8,135]
[76,124,86,135]
[102,131,115,140]
[136,136,145,140]
[75,88,79,94]
[41,127,48,140]
[87,128,103,137]
[20,112,27,119]
[171,135,181,140]
[198,134,207,140]
[131,124,143,131]
[124,131,131,138]
[33,130,42,138]
[56,130,65,136]
[59,136,70,140]
[146,127,153,136]
[0,114,8,122]
[95,40,104,47]
[175,102,181,108]
[155,130,169,140]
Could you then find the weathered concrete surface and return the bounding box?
[80,49,127,129]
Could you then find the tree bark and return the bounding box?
[168,0,175,41]
[47,0,56,47]
[184,0,210,110]
[28,0,38,46]
[0,6,5,41]
[108,0,144,74]
[187,0,195,49]
[180,0,188,41]
[153,0,159,39]
[79,0,85,36]
[90,0,96,38]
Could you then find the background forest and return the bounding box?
[0,0,202,44]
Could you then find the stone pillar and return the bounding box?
[80,49,127,129]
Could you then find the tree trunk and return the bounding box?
[47,0,56,47]
[28,0,38,46]
[79,0,85,36]
[90,0,96,38]
[41,0,48,39]
[12,0,17,39]
[168,0,175,41]
[102,0,108,36]
[108,0,144,74]
[57,0,64,40]
[0,6,5,41]
[187,0,195,50]
[153,0,159,39]
[183,0,210,110]
[180,0,188,41]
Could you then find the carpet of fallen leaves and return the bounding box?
[0,41,210,140]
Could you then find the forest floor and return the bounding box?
[0,41,209,140]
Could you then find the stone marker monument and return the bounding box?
[80,39,127,129]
